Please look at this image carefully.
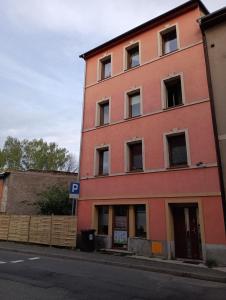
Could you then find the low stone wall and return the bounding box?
[205,244,226,266]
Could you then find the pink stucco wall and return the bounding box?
[78,4,226,247]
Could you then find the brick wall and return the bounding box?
[3,171,77,215]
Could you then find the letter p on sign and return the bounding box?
[69,182,80,198]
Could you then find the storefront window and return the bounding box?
[98,206,109,235]
[135,205,146,238]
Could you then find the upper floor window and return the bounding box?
[128,90,141,118]
[167,133,188,168]
[126,43,140,69]
[100,56,111,80]
[160,26,178,55]
[163,75,183,108]
[127,141,143,172]
[99,100,109,126]
[97,147,109,176]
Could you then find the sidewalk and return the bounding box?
[0,241,226,283]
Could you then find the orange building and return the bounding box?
[78,0,226,264]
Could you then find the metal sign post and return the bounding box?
[69,182,80,216]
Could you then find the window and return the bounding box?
[161,26,178,55]
[97,147,109,175]
[128,141,143,172]
[99,100,109,126]
[167,134,188,167]
[128,90,141,118]
[100,56,111,80]
[135,205,146,238]
[98,206,109,235]
[126,43,140,69]
[164,76,182,108]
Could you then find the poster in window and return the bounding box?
[114,230,127,244]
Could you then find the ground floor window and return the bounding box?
[98,206,109,235]
[96,204,147,243]
[135,205,146,238]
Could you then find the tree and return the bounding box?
[22,139,70,171]
[0,149,6,170]
[0,136,77,172]
[2,137,22,170]
[35,185,72,215]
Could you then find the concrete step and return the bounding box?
[99,248,135,256]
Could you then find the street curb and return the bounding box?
[0,246,226,284]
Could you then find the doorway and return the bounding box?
[171,204,202,260]
[112,205,128,249]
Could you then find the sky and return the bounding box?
[0,0,225,158]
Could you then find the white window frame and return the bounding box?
[161,72,186,109]
[94,144,111,176]
[124,87,143,119]
[124,138,145,172]
[157,24,180,57]
[95,97,111,127]
[163,129,191,169]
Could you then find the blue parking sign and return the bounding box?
[69,182,80,198]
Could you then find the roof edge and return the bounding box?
[80,0,209,60]
[200,6,226,29]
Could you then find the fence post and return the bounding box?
[27,215,31,243]
[50,214,53,247]
[7,215,11,241]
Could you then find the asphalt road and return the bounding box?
[0,250,226,300]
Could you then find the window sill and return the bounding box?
[167,164,189,170]
[125,64,140,71]
[123,64,140,72]
[95,174,109,177]
[98,76,112,82]
[160,48,179,57]
[124,114,141,120]
[133,236,147,240]
[126,169,144,173]
[163,103,184,110]
[96,123,110,128]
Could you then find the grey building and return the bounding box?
[200,8,226,229]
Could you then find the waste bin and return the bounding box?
[80,229,96,252]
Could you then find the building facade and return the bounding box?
[200,7,226,242]
[78,0,226,264]
[0,170,77,215]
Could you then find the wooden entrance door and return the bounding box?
[113,206,128,249]
[172,205,201,259]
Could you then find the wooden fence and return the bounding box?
[0,215,77,248]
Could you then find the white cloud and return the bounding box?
[1,0,182,36]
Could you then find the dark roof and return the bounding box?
[0,170,78,177]
[80,0,209,60]
[200,6,226,29]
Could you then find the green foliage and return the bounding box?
[0,149,6,170]
[0,136,77,172]
[3,137,22,170]
[36,185,72,215]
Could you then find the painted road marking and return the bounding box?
[0,257,41,264]
[10,260,24,264]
